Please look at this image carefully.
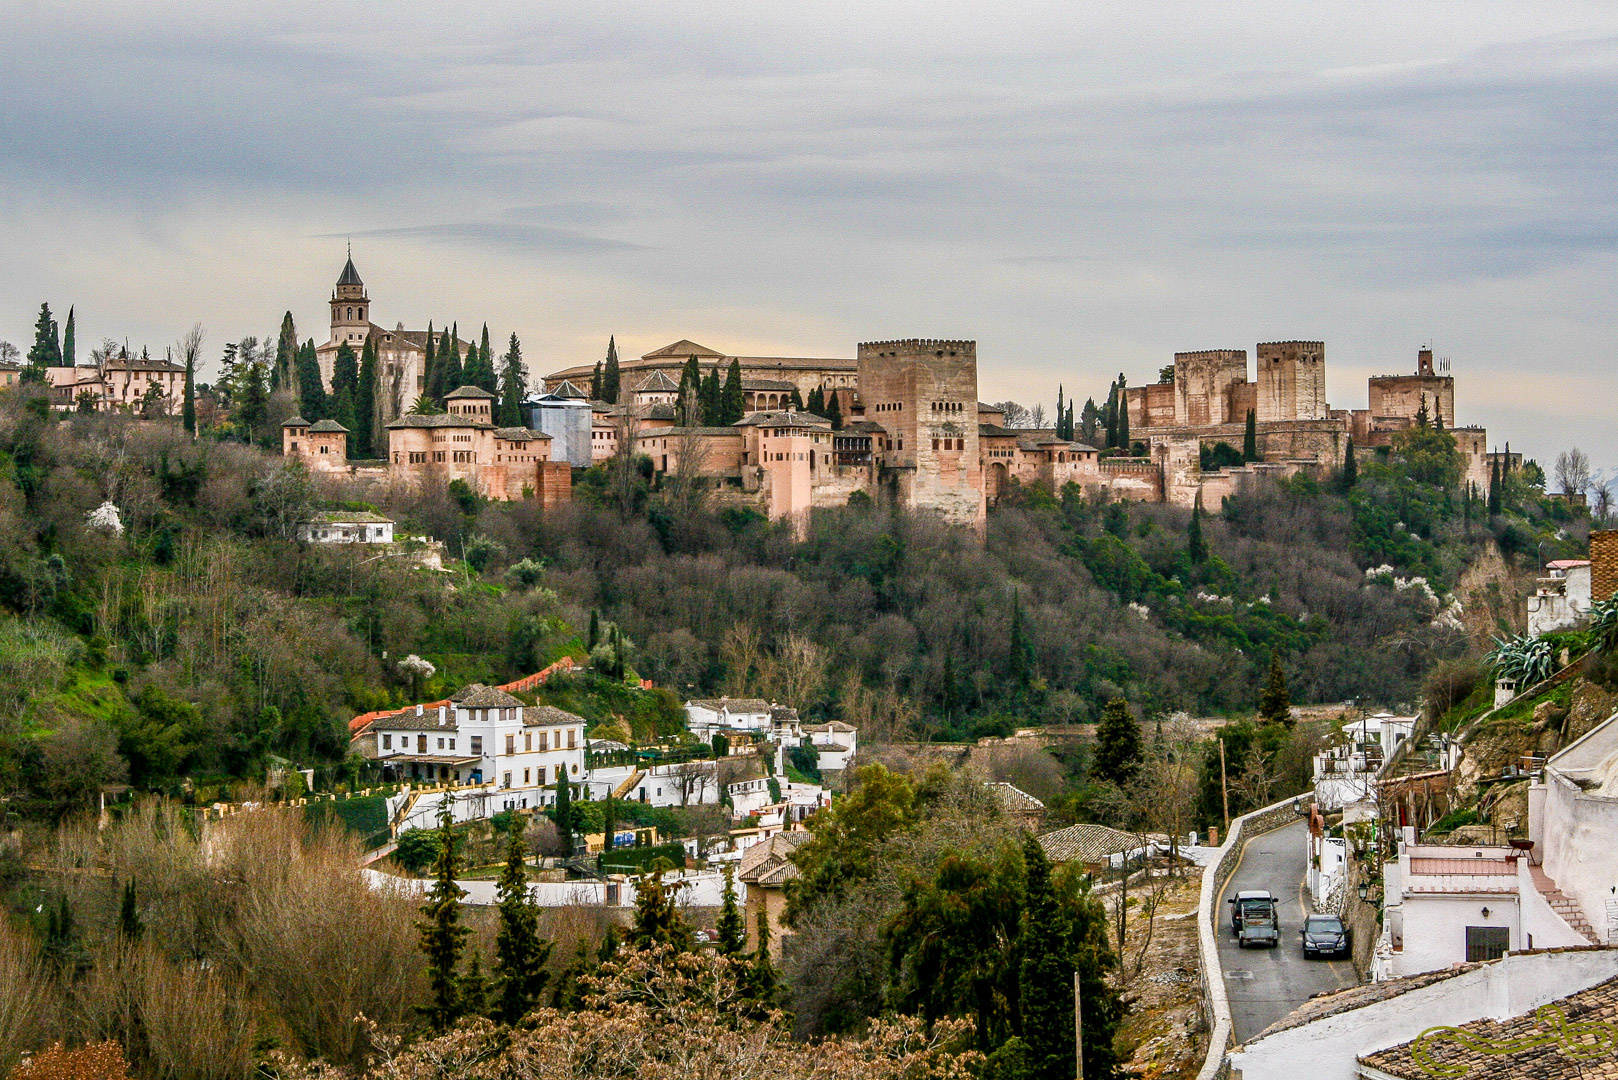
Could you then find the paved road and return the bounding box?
[1217,820,1357,1045]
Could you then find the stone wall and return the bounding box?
[1593,530,1618,603]
[1255,341,1326,422]
[1367,373,1455,429]
[1175,349,1249,426]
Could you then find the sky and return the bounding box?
[1,1,1614,477]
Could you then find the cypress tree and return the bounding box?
[422,321,438,402]
[1093,698,1142,786]
[499,333,526,427]
[1056,385,1066,437]
[789,386,804,410]
[477,324,497,393]
[702,366,722,422]
[1116,373,1130,450]
[1008,590,1035,691]
[493,818,551,1024]
[237,360,270,445]
[24,302,60,378]
[332,341,359,399]
[553,772,573,851]
[743,909,779,1006]
[1065,402,1075,441]
[806,386,824,417]
[602,337,620,404]
[1259,649,1292,727]
[182,343,196,437]
[826,389,842,430]
[1243,410,1258,462]
[1103,382,1118,448]
[330,385,356,434]
[724,358,744,423]
[61,306,75,367]
[296,340,326,421]
[275,312,298,392]
[440,327,463,397]
[1017,835,1077,1080]
[460,949,489,1018]
[354,332,379,458]
[591,361,603,402]
[1488,456,1502,515]
[1187,495,1208,564]
[417,801,469,1032]
[118,880,142,941]
[676,356,702,424]
[588,609,599,650]
[716,864,745,955]
[628,869,694,951]
[1341,437,1357,489]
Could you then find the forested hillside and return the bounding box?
[0,385,1589,814]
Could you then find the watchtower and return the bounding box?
[1255,340,1326,421]
[857,339,984,528]
[330,252,370,351]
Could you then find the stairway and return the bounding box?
[1530,865,1601,944]
[611,770,645,801]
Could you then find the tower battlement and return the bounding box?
[858,339,976,355]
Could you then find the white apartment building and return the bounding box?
[361,685,586,811]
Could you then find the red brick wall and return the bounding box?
[1593,530,1618,603]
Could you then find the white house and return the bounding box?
[1527,558,1593,637]
[803,720,858,772]
[684,698,772,736]
[586,760,723,808]
[1374,827,1593,981]
[297,510,395,544]
[361,686,587,824]
[1529,706,1618,946]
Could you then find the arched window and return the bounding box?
[346,307,353,319]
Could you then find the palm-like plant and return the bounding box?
[1589,594,1618,655]
[1485,633,1556,688]
[408,394,441,416]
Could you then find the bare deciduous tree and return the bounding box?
[609,403,642,516]
[1555,448,1592,497]
[761,632,829,715]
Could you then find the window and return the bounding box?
[567,729,576,749]
[523,768,530,785]
[539,731,549,752]
[1465,926,1510,962]
[437,737,445,750]
[470,736,482,754]
[524,732,532,752]
[503,771,512,789]
[506,734,516,755]
[538,767,547,786]
[448,738,455,750]
[382,734,392,750]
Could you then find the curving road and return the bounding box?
[1218,820,1358,1045]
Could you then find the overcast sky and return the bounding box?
[2,2,1614,476]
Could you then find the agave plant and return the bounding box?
[1485,633,1556,687]
[1590,594,1618,655]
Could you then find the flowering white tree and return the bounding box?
[399,654,436,698]
[85,501,124,537]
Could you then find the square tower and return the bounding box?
[1172,349,1249,426]
[857,339,984,528]
[1255,340,1326,421]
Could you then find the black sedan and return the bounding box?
[1300,914,1350,958]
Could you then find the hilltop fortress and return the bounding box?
[283,257,1494,526]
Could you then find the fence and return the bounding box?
[1194,792,1314,1080]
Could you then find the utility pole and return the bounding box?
[1073,969,1084,1080]
[1219,736,1230,835]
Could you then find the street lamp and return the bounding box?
[1357,881,1370,902]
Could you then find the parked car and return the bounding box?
[1229,891,1279,948]
[1300,914,1350,958]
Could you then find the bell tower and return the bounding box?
[330,246,369,348]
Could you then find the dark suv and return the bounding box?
[1300,914,1350,958]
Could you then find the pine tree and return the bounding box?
[416,801,469,1032]
[1187,495,1208,564]
[602,337,620,404]
[61,306,75,367]
[238,361,270,445]
[1243,410,1258,462]
[628,870,694,951]
[1093,698,1142,786]
[353,332,378,458]
[1116,373,1130,449]
[591,361,603,402]
[553,772,573,851]
[493,818,551,1025]
[118,880,142,941]
[275,312,299,393]
[716,864,746,955]
[24,302,61,379]
[1341,437,1358,489]
[1259,649,1292,727]
[182,343,196,437]
[499,333,526,427]
[826,389,842,430]
[296,340,326,421]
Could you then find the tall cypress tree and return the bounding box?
[602,337,620,405]
[1017,835,1075,1080]
[275,312,299,393]
[807,386,825,417]
[477,324,497,393]
[182,343,196,436]
[1341,437,1357,489]
[61,306,76,367]
[353,332,379,458]
[590,362,603,402]
[493,819,551,1025]
[1187,495,1208,564]
[499,333,526,427]
[1488,456,1502,515]
[1243,410,1258,462]
[724,358,744,423]
[676,356,702,424]
[826,389,842,430]
[416,801,469,1033]
[296,340,326,421]
[118,880,142,941]
[553,771,573,851]
[440,326,463,396]
[331,341,359,400]
[702,367,722,422]
[422,321,438,402]
[1056,385,1065,437]
[1116,373,1130,450]
[716,864,745,955]
[1103,381,1118,448]
[25,302,61,378]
